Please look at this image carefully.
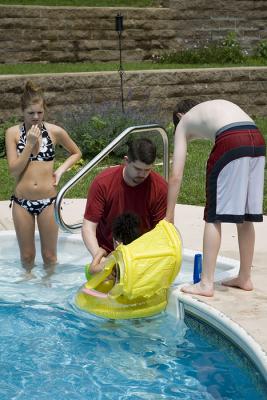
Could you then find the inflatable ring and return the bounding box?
[75,220,183,319]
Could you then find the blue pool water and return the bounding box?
[0,236,266,400]
[1,300,267,400]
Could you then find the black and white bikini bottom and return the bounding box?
[10,195,56,216]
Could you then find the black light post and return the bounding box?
[115,13,125,113]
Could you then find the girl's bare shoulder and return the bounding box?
[44,122,67,136]
[5,124,21,138]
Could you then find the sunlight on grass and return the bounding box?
[0,0,155,6]
[1,60,267,76]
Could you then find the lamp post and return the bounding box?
[115,13,125,113]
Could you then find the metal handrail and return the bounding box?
[54,124,169,233]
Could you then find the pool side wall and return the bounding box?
[166,289,267,383]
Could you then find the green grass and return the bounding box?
[1,60,267,75]
[0,62,148,75]
[179,139,213,207]
[0,159,15,201]
[0,0,156,6]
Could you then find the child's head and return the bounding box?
[173,99,199,131]
[112,212,141,248]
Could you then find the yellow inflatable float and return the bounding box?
[75,220,183,319]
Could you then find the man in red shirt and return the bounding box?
[82,138,167,257]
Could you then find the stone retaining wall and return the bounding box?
[0,5,179,64]
[1,67,266,124]
[0,1,267,64]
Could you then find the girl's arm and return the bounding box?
[52,125,82,186]
[5,125,41,180]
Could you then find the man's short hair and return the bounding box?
[173,99,199,130]
[127,138,156,165]
[112,212,141,245]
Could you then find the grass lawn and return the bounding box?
[0,0,156,6]
[1,60,267,75]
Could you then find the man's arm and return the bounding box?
[89,247,108,274]
[150,179,168,226]
[81,219,101,258]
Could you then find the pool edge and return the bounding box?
[167,288,267,383]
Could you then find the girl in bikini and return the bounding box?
[5,81,82,278]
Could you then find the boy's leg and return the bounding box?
[182,222,221,297]
[222,221,254,291]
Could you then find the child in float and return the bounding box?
[87,212,141,277]
[5,80,82,278]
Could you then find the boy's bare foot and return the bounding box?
[181,282,214,297]
[222,277,253,291]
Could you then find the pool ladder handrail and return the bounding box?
[54,124,169,233]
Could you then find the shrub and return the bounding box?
[255,40,267,59]
[0,117,19,157]
[62,104,171,161]
[154,32,245,64]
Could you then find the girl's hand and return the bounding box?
[53,164,66,186]
[27,125,41,146]
[53,169,62,186]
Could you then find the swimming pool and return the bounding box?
[1,301,267,400]
[0,232,266,399]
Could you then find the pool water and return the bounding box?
[1,301,267,400]
[0,233,266,399]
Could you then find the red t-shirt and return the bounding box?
[84,165,168,252]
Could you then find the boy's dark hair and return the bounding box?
[127,138,156,165]
[173,99,199,130]
[112,212,141,245]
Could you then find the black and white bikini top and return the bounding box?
[17,123,55,161]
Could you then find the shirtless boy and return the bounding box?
[166,99,266,297]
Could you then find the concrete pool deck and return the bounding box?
[1,199,266,360]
